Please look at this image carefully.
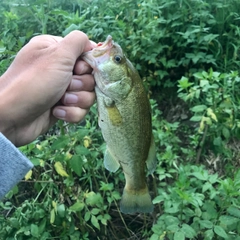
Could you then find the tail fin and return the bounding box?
[120,187,153,214]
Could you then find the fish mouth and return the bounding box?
[82,35,113,69]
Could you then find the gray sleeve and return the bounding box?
[0,133,33,199]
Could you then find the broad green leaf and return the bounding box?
[75,145,90,156]
[178,77,193,89]
[57,204,65,218]
[63,23,79,36]
[214,225,228,239]
[75,129,90,141]
[202,182,212,193]
[31,224,39,238]
[227,206,240,218]
[191,105,207,113]
[152,195,165,204]
[191,171,208,181]
[213,137,222,146]
[167,224,179,232]
[91,215,100,230]
[91,208,100,215]
[149,233,159,240]
[69,201,85,212]
[85,192,103,206]
[200,80,209,87]
[51,136,69,150]
[174,231,185,240]
[84,212,91,222]
[69,155,83,176]
[38,218,46,235]
[190,115,202,122]
[194,72,203,79]
[219,215,239,225]
[181,224,197,238]
[222,127,230,139]
[204,229,214,240]
[199,220,213,229]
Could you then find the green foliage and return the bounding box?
[1,0,240,239]
[178,69,240,163]
[151,164,240,239]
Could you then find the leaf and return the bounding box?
[191,171,208,181]
[167,224,179,232]
[181,224,197,238]
[57,204,66,218]
[219,215,240,225]
[69,201,85,212]
[207,108,218,122]
[174,231,185,240]
[84,212,91,222]
[50,209,55,224]
[214,225,228,239]
[152,195,165,204]
[213,137,222,146]
[91,208,100,215]
[51,136,69,150]
[202,182,212,193]
[191,105,207,113]
[91,215,100,230]
[25,170,32,180]
[204,229,214,240]
[199,220,213,229]
[222,127,230,139]
[75,145,90,156]
[178,77,193,89]
[31,224,39,237]
[63,23,79,36]
[85,192,103,206]
[54,162,69,177]
[227,206,240,218]
[69,155,83,176]
[190,115,203,122]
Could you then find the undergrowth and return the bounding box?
[1,0,240,239]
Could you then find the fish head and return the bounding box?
[82,35,134,101]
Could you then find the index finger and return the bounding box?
[59,30,93,59]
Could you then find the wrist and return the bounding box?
[0,75,16,145]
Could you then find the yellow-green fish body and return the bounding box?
[83,36,156,214]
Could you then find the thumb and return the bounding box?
[59,30,93,59]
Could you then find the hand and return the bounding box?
[0,31,96,146]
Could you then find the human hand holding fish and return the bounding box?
[0,30,96,146]
[82,35,156,214]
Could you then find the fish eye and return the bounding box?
[114,55,122,64]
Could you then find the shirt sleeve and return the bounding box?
[0,133,33,199]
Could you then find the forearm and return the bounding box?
[0,132,33,199]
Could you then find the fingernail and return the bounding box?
[71,79,83,89]
[54,109,66,118]
[65,93,78,104]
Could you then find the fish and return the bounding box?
[82,35,156,214]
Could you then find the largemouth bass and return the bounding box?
[82,35,156,214]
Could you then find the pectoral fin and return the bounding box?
[104,148,120,172]
[146,135,157,174]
